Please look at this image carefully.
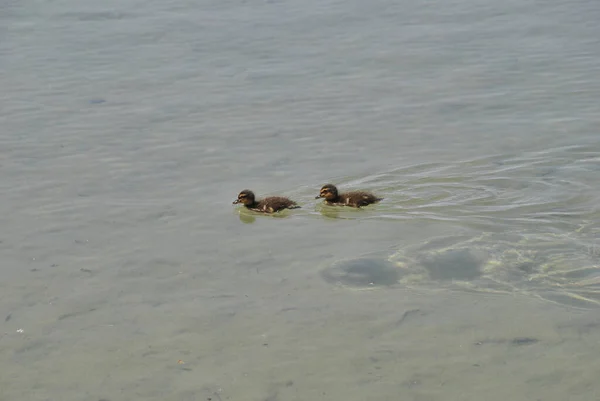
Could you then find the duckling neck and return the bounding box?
[244,201,259,209]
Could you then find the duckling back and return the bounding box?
[339,191,383,207]
[254,196,300,213]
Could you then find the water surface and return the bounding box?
[1,0,599,400]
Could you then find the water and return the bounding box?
[1,0,599,400]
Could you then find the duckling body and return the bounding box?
[233,189,300,213]
[316,184,382,208]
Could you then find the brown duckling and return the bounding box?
[233,189,300,213]
[315,184,382,208]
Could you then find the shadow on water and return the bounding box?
[321,258,400,288]
[418,248,485,281]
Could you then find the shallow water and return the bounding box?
[1,0,600,400]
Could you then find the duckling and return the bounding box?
[315,184,382,208]
[233,189,300,213]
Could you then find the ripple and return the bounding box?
[320,145,600,307]
[59,11,133,21]
[389,231,600,309]
[327,145,600,225]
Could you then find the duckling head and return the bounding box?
[233,189,256,206]
[316,184,338,201]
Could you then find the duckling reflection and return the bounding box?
[317,205,341,220]
[238,212,256,224]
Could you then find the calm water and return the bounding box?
[1,0,600,400]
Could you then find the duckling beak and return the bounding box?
[233,199,240,204]
[315,195,322,199]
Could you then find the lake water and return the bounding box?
[1,0,599,400]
